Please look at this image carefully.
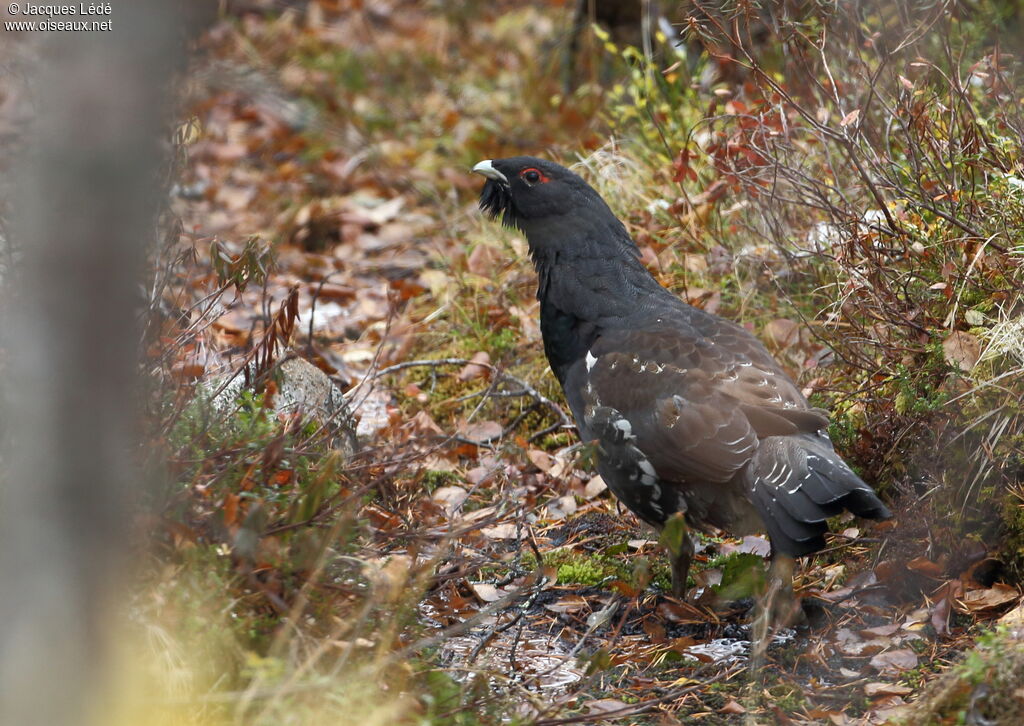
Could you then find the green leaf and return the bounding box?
[715,553,766,600]
[659,512,688,556]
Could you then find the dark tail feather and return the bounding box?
[747,433,890,557]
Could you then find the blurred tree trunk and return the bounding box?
[0,6,200,724]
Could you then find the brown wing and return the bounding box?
[580,355,757,484]
[558,324,829,534]
[561,322,893,551]
[565,324,827,478]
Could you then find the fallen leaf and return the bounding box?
[998,601,1024,627]
[719,535,771,557]
[871,696,910,722]
[907,556,945,578]
[865,682,913,698]
[840,108,861,127]
[527,448,555,472]
[764,318,800,349]
[407,410,444,437]
[466,243,502,276]
[870,649,918,674]
[469,582,503,602]
[432,486,468,514]
[462,420,503,442]
[479,523,518,539]
[931,595,952,636]
[465,466,492,486]
[457,351,491,381]
[943,331,981,372]
[544,494,577,521]
[965,309,987,326]
[462,505,499,522]
[547,449,574,479]
[628,539,657,550]
[544,595,589,613]
[860,624,900,639]
[719,700,746,714]
[361,195,404,226]
[420,269,454,301]
[583,475,607,499]
[960,582,1019,613]
[584,699,629,716]
[223,493,240,528]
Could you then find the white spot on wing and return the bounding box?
[638,458,658,486]
[585,350,598,372]
[612,419,634,439]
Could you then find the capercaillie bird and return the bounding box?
[473,156,890,598]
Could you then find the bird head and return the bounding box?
[472,156,608,235]
[473,156,649,302]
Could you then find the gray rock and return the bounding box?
[209,355,358,458]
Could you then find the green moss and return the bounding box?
[900,626,1024,725]
[489,327,518,355]
[556,558,610,586]
[767,682,807,714]
[421,469,460,492]
[524,549,625,587]
[521,546,674,590]
[713,552,767,600]
[540,432,572,449]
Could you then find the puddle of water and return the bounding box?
[683,629,796,664]
[419,602,583,692]
[438,631,583,691]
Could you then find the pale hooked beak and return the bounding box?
[472,159,508,184]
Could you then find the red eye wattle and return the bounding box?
[520,167,549,184]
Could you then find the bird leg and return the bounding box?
[670,535,695,598]
[750,554,801,664]
[765,554,801,626]
[659,512,694,598]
